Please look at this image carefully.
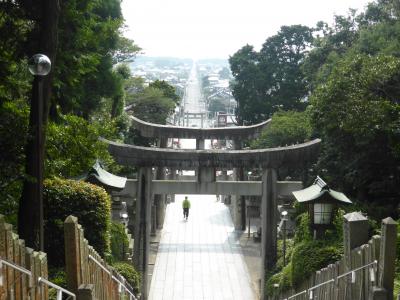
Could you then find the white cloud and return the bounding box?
[122,0,371,59]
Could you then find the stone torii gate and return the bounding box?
[131,115,272,231]
[103,118,320,299]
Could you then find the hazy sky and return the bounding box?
[122,0,372,60]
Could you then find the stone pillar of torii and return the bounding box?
[104,117,321,300]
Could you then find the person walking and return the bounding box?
[182,196,191,220]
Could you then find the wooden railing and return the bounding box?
[0,214,49,300]
[278,237,380,300]
[64,215,138,300]
[275,216,398,300]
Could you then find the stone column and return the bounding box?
[232,139,245,230]
[133,167,152,300]
[155,138,167,229]
[77,284,95,300]
[343,212,369,300]
[196,138,205,150]
[170,168,177,203]
[261,168,277,299]
[150,204,156,236]
[377,217,397,300]
[196,138,205,183]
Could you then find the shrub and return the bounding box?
[44,178,111,267]
[112,262,140,294]
[265,263,292,296]
[110,222,130,262]
[293,213,312,243]
[324,208,345,244]
[291,240,342,287]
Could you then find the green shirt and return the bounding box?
[182,199,191,209]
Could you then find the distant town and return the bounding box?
[130,56,237,127]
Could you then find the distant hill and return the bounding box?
[132,56,193,68]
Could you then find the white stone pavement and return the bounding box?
[149,194,255,300]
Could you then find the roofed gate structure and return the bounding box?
[103,116,321,300]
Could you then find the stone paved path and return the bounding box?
[149,194,255,300]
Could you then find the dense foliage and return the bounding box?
[229,25,312,125]
[44,178,111,267]
[0,0,140,247]
[233,0,400,220]
[112,262,141,294]
[251,110,313,180]
[46,114,120,178]
[266,211,345,295]
[291,241,342,287]
[251,110,312,149]
[0,101,29,224]
[124,79,179,147]
[310,53,400,216]
[52,0,139,119]
[110,222,130,262]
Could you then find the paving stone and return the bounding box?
[149,195,255,300]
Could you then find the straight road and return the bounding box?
[149,62,255,299]
[180,62,207,128]
[149,195,255,300]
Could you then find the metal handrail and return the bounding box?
[285,260,378,300]
[38,277,76,299]
[88,254,138,300]
[0,258,76,300]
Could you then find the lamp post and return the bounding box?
[28,54,51,251]
[281,210,288,266]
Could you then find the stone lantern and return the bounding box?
[292,176,352,238]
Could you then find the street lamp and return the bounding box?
[28,54,51,251]
[281,210,288,266]
[28,54,51,76]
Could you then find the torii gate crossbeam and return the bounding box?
[103,136,321,300]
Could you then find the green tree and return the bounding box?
[52,0,140,119]
[0,1,32,103]
[45,114,118,178]
[129,87,175,124]
[251,110,312,149]
[310,53,400,217]
[125,86,176,147]
[229,45,265,125]
[0,101,29,225]
[125,76,146,106]
[230,25,313,125]
[251,110,313,181]
[148,80,180,104]
[303,11,360,90]
[258,25,312,112]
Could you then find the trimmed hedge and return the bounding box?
[291,240,342,287]
[112,262,140,294]
[110,222,130,262]
[44,178,111,267]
